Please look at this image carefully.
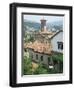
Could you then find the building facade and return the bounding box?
[51,30,63,53]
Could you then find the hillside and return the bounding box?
[23,19,63,32]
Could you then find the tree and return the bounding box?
[23,56,48,75]
[29,36,34,42]
[23,56,33,75]
[52,54,63,73]
[52,54,63,62]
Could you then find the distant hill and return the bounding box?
[47,20,63,31]
[23,19,40,31]
[23,19,63,32]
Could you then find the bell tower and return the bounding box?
[40,18,47,32]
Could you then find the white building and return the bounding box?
[50,30,63,53]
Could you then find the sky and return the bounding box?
[23,14,64,23]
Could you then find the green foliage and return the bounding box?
[29,36,34,42]
[48,68,58,74]
[23,56,48,75]
[51,54,63,73]
[52,54,63,62]
[24,34,34,43]
[48,57,51,62]
[34,63,48,74]
[22,54,63,75]
[47,54,63,73]
[23,56,33,75]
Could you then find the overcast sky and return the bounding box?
[23,14,64,23]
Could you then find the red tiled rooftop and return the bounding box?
[24,40,52,55]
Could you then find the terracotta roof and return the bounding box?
[39,29,53,35]
[38,31,56,40]
[24,40,52,55]
[24,28,62,55]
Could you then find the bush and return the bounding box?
[23,56,33,75]
[52,54,63,73]
[52,54,63,62]
[34,63,48,74]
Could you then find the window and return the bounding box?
[41,56,43,61]
[57,42,63,50]
[36,54,38,59]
